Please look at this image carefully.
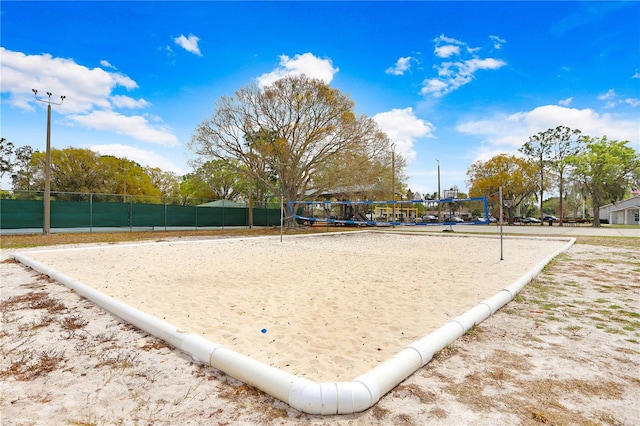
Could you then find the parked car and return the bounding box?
[543,215,558,221]
[422,215,438,222]
[445,216,465,223]
[521,217,541,224]
[476,216,497,223]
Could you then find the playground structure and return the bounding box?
[291,197,490,227]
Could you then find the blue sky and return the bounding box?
[1,1,639,197]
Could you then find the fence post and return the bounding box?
[90,193,93,233]
[164,198,168,231]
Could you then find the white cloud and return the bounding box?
[1,48,178,147]
[100,60,116,69]
[385,56,413,75]
[558,97,573,106]
[489,35,506,49]
[633,70,640,79]
[257,53,339,87]
[0,47,137,114]
[598,89,616,100]
[597,88,639,109]
[90,144,184,175]
[69,110,178,146]
[174,34,202,56]
[434,34,464,45]
[110,95,151,109]
[457,104,639,163]
[420,36,507,97]
[624,98,640,107]
[373,107,435,161]
[421,79,448,95]
[434,45,460,58]
[421,57,506,97]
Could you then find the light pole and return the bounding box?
[32,89,65,235]
[436,159,441,221]
[391,143,396,222]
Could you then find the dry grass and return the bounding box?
[0,291,66,314]
[417,236,639,426]
[573,235,639,249]
[0,350,65,381]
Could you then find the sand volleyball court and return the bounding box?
[14,231,572,384]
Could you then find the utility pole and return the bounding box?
[32,89,65,235]
[391,144,396,222]
[437,159,441,221]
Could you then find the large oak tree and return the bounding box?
[189,75,400,225]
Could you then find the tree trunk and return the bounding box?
[558,173,564,227]
[283,187,302,228]
[539,188,544,225]
[539,153,544,225]
[592,196,601,227]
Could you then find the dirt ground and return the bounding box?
[1,234,638,425]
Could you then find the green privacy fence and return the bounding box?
[0,194,282,230]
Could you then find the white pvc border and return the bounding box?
[11,232,575,415]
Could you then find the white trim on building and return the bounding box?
[599,195,640,225]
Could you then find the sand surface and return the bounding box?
[15,231,569,382]
[2,231,638,425]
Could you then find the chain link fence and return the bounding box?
[0,190,282,231]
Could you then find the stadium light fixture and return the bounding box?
[32,89,65,235]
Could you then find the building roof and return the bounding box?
[599,195,640,212]
[197,200,246,208]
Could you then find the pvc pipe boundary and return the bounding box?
[10,233,575,415]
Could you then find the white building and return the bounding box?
[599,195,640,225]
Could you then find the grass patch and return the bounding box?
[61,315,89,332]
[17,314,55,332]
[393,383,436,404]
[461,323,483,341]
[0,350,65,381]
[94,351,139,370]
[564,325,583,336]
[575,236,640,249]
[0,291,66,314]
[432,345,458,361]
